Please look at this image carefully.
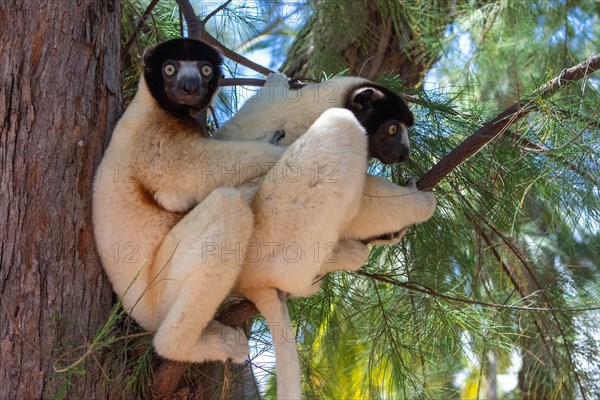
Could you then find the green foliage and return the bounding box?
[53,274,155,398]
[53,298,155,397]
[433,0,600,111]
[280,2,599,397]
[121,0,182,104]
[283,0,456,80]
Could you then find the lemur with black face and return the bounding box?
[92,39,285,363]
[93,38,435,399]
[214,73,436,399]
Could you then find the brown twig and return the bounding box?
[176,0,274,76]
[122,0,161,54]
[357,271,600,312]
[417,53,600,191]
[500,130,600,187]
[219,77,266,87]
[232,17,283,54]
[203,31,275,76]
[202,0,233,25]
[175,0,203,40]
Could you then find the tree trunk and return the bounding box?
[0,1,121,398]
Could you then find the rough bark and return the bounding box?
[0,1,121,398]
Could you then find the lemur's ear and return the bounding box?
[350,87,384,111]
[142,45,158,68]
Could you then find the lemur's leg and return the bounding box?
[308,176,438,291]
[304,176,437,294]
[151,187,252,363]
[238,109,369,297]
[341,175,436,243]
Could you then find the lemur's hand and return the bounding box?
[269,130,286,145]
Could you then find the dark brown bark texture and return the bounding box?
[0,1,121,398]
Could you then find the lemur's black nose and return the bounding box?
[398,150,409,162]
[181,78,199,95]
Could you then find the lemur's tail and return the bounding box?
[246,289,302,400]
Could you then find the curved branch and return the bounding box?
[176,0,274,75]
[203,31,275,76]
[202,0,233,25]
[150,53,600,397]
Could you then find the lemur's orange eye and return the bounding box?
[388,125,398,135]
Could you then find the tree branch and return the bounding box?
[416,52,600,191]
[176,0,274,76]
[151,300,258,398]
[122,0,161,54]
[357,271,600,312]
[202,0,233,25]
[219,77,266,87]
[203,31,275,76]
[150,53,600,398]
[367,18,393,79]
[175,0,203,40]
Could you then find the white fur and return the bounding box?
[214,73,370,145]
[214,74,436,399]
[93,77,286,364]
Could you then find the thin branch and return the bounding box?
[232,17,283,54]
[357,271,600,312]
[202,0,233,25]
[179,6,184,37]
[219,78,266,87]
[417,53,600,191]
[481,211,590,398]
[175,0,203,40]
[458,182,588,397]
[203,31,275,75]
[122,0,160,54]
[500,130,600,187]
[461,194,566,378]
[176,0,274,75]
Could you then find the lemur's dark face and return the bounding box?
[143,38,222,115]
[345,84,414,165]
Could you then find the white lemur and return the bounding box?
[93,38,435,399]
[212,73,436,399]
[93,39,286,363]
